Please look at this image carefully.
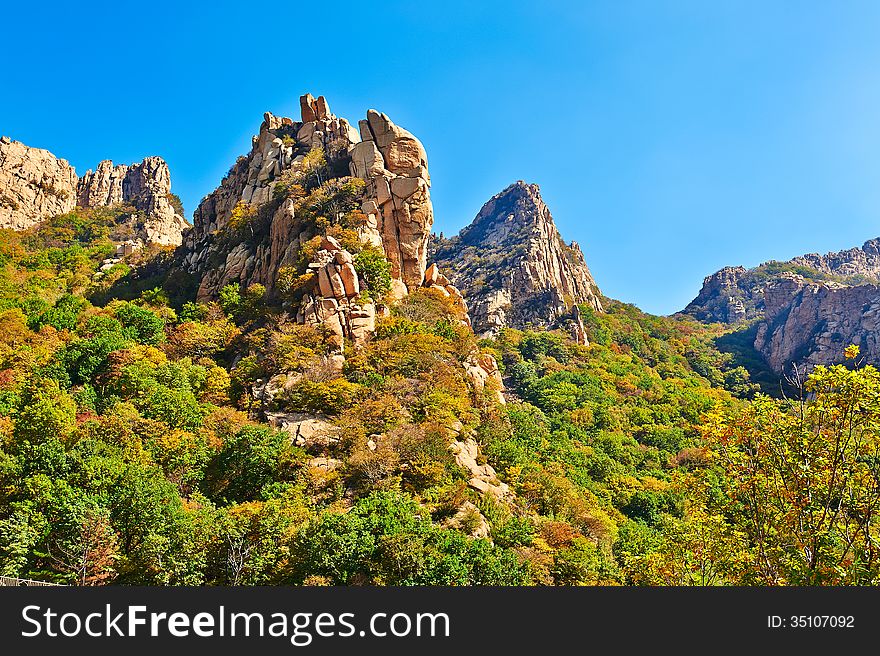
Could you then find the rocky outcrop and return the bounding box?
[0,137,77,230]
[266,411,340,449]
[183,94,432,307]
[568,304,589,346]
[431,181,603,336]
[684,238,880,325]
[685,237,880,375]
[352,110,433,293]
[77,157,188,246]
[423,263,470,324]
[188,99,358,246]
[296,236,376,352]
[0,136,186,245]
[449,437,511,500]
[790,239,880,280]
[463,353,505,404]
[683,266,757,324]
[442,501,491,539]
[754,274,880,374]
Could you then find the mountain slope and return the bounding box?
[431,181,603,336]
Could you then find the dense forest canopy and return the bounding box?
[0,167,876,586]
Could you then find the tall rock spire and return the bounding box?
[351,109,433,294]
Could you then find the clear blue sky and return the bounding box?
[4,1,880,314]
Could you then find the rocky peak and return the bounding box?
[686,236,880,375]
[431,181,603,336]
[790,238,880,280]
[0,135,186,246]
[684,238,880,326]
[77,156,188,246]
[0,136,77,230]
[184,93,434,304]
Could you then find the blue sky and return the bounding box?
[4,1,880,314]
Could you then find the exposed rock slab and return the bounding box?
[353,110,433,291]
[296,236,375,352]
[450,437,511,500]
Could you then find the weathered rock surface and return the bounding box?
[0,136,186,245]
[77,156,188,245]
[296,236,376,352]
[684,238,880,325]
[422,262,470,324]
[354,110,433,291]
[431,181,603,336]
[463,352,505,404]
[685,237,880,375]
[183,94,431,306]
[790,239,880,280]
[683,266,757,324]
[753,274,880,374]
[449,437,511,500]
[0,137,77,229]
[266,411,340,449]
[442,501,491,539]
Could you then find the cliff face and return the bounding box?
[754,274,880,374]
[431,181,603,336]
[183,94,435,302]
[0,135,186,245]
[0,137,77,229]
[686,238,880,375]
[77,157,188,245]
[684,238,880,325]
[683,266,761,324]
[352,109,433,292]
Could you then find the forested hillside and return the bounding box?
[2,94,879,587]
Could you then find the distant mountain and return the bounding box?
[0,135,187,245]
[684,238,880,374]
[430,181,603,337]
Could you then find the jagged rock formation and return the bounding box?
[0,137,77,229]
[754,274,880,374]
[790,239,880,280]
[684,238,880,325]
[686,238,880,375]
[0,136,186,245]
[183,94,433,303]
[683,266,757,324]
[77,157,188,245]
[183,102,359,299]
[423,263,470,325]
[431,181,603,336]
[352,110,433,294]
[296,236,376,352]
